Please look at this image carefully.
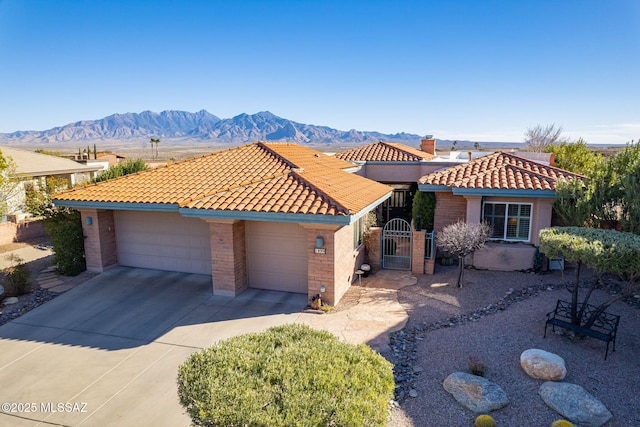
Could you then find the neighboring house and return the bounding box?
[97,152,127,167]
[0,146,102,220]
[418,151,583,270]
[53,142,392,305]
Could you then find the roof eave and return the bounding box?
[452,188,557,198]
[52,200,179,212]
[417,184,453,192]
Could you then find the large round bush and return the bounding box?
[177,323,395,427]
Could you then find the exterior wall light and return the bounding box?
[320,286,326,293]
[316,236,324,247]
[85,217,93,225]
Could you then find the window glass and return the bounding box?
[353,217,364,249]
[483,202,532,241]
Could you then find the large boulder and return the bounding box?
[443,372,509,413]
[520,349,567,381]
[539,382,612,427]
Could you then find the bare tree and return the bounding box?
[436,221,492,288]
[524,124,564,152]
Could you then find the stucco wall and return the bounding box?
[0,220,46,245]
[358,162,459,183]
[472,243,536,271]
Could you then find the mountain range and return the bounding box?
[0,110,427,146]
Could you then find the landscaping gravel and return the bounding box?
[387,265,640,427]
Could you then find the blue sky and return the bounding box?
[1,0,638,144]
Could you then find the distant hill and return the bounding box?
[0,110,429,146]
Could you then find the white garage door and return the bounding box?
[114,211,211,275]
[245,221,308,293]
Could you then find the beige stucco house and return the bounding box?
[53,142,392,305]
[0,146,102,220]
[335,139,582,272]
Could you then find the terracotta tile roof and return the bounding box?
[418,151,583,191]
[55,142,391,217]
[334,141,434,162]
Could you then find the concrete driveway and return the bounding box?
[0,267,308,426]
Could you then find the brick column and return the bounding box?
[425,259,435,275]
[303,225,337,304]
[366,227,382,272]
[79,209,117,272]
[207,219,247,297]
[411,230,425,275]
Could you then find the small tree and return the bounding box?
[0,150,22,217]
[25,176,68,217]
[539,227,640,328]
[546,139,603,176]
[525,124,564,152]
[436,221,492,288]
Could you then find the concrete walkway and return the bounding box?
[0,267,411,426]
[298,269,413,353]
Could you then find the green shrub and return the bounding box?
[411,191,435,231]
[93,159,148,183]
[2,254,31,295]
[43,208,86,276]
[177,323,395,427]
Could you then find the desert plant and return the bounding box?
[475,414,497,427]
[539,227,640,328]
[2,254,31,296]
[177,323,394,427]
[468,356,487,377]
[533,246,544,273]
[551,420,574,427]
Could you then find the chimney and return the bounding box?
[420,136,436,155]
[468,151,473,161]
[549,153,555,167]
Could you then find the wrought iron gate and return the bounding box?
[382,218,412,270]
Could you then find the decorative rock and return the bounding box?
[2,297,19,305]
[520,349,567,381]
[443,372,509,413]
[408,389,418,398]
[539,382,612,427]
